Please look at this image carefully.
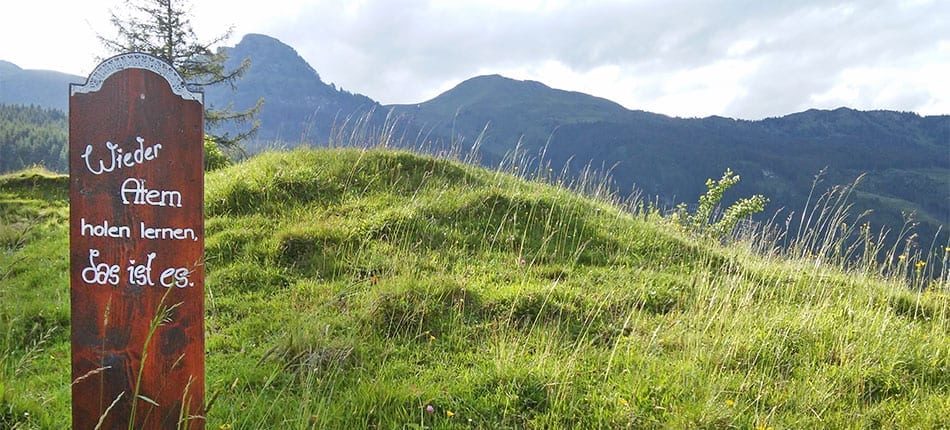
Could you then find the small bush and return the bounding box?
[673,168,768,238]
[204,136,232,171]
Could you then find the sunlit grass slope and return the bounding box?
[1,149,948,428]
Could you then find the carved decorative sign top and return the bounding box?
[70,52,204,103]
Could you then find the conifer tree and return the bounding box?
[99,0,261,152]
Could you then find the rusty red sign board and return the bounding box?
[69,53,205,429]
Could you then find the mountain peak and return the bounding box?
[224,33,322,83]
[205,33,377,144]
[232,33,303,60]
[239,33,285,44]
[0,60,23,74]
[464,74,533,83]
[453,74,552,93]
[417,73,629,122]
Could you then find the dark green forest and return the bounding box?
[0,104,67,173]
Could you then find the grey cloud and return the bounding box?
[724,1,949,117]
[262,0,949,118]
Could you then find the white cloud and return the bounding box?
[271,0,948,118]
[1,0,947,118]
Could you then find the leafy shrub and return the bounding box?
[673,168,768,238]
[204,136,231,171]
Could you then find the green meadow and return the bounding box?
[1,147,947,428]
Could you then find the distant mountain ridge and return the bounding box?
[389,74,654,154]
[0,61,82,112]
[0,34,946,248]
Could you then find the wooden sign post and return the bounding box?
[69,53,205,429]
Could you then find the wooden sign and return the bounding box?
[69,53,205,429]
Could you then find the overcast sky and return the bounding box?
[1,0,947,119]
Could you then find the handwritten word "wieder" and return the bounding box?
[80,136,162,175]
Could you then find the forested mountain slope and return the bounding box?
[0,104,67,173]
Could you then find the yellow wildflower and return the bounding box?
[446,410,455,417]
[725,399,736,407]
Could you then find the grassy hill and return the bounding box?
[1,149,948,428]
